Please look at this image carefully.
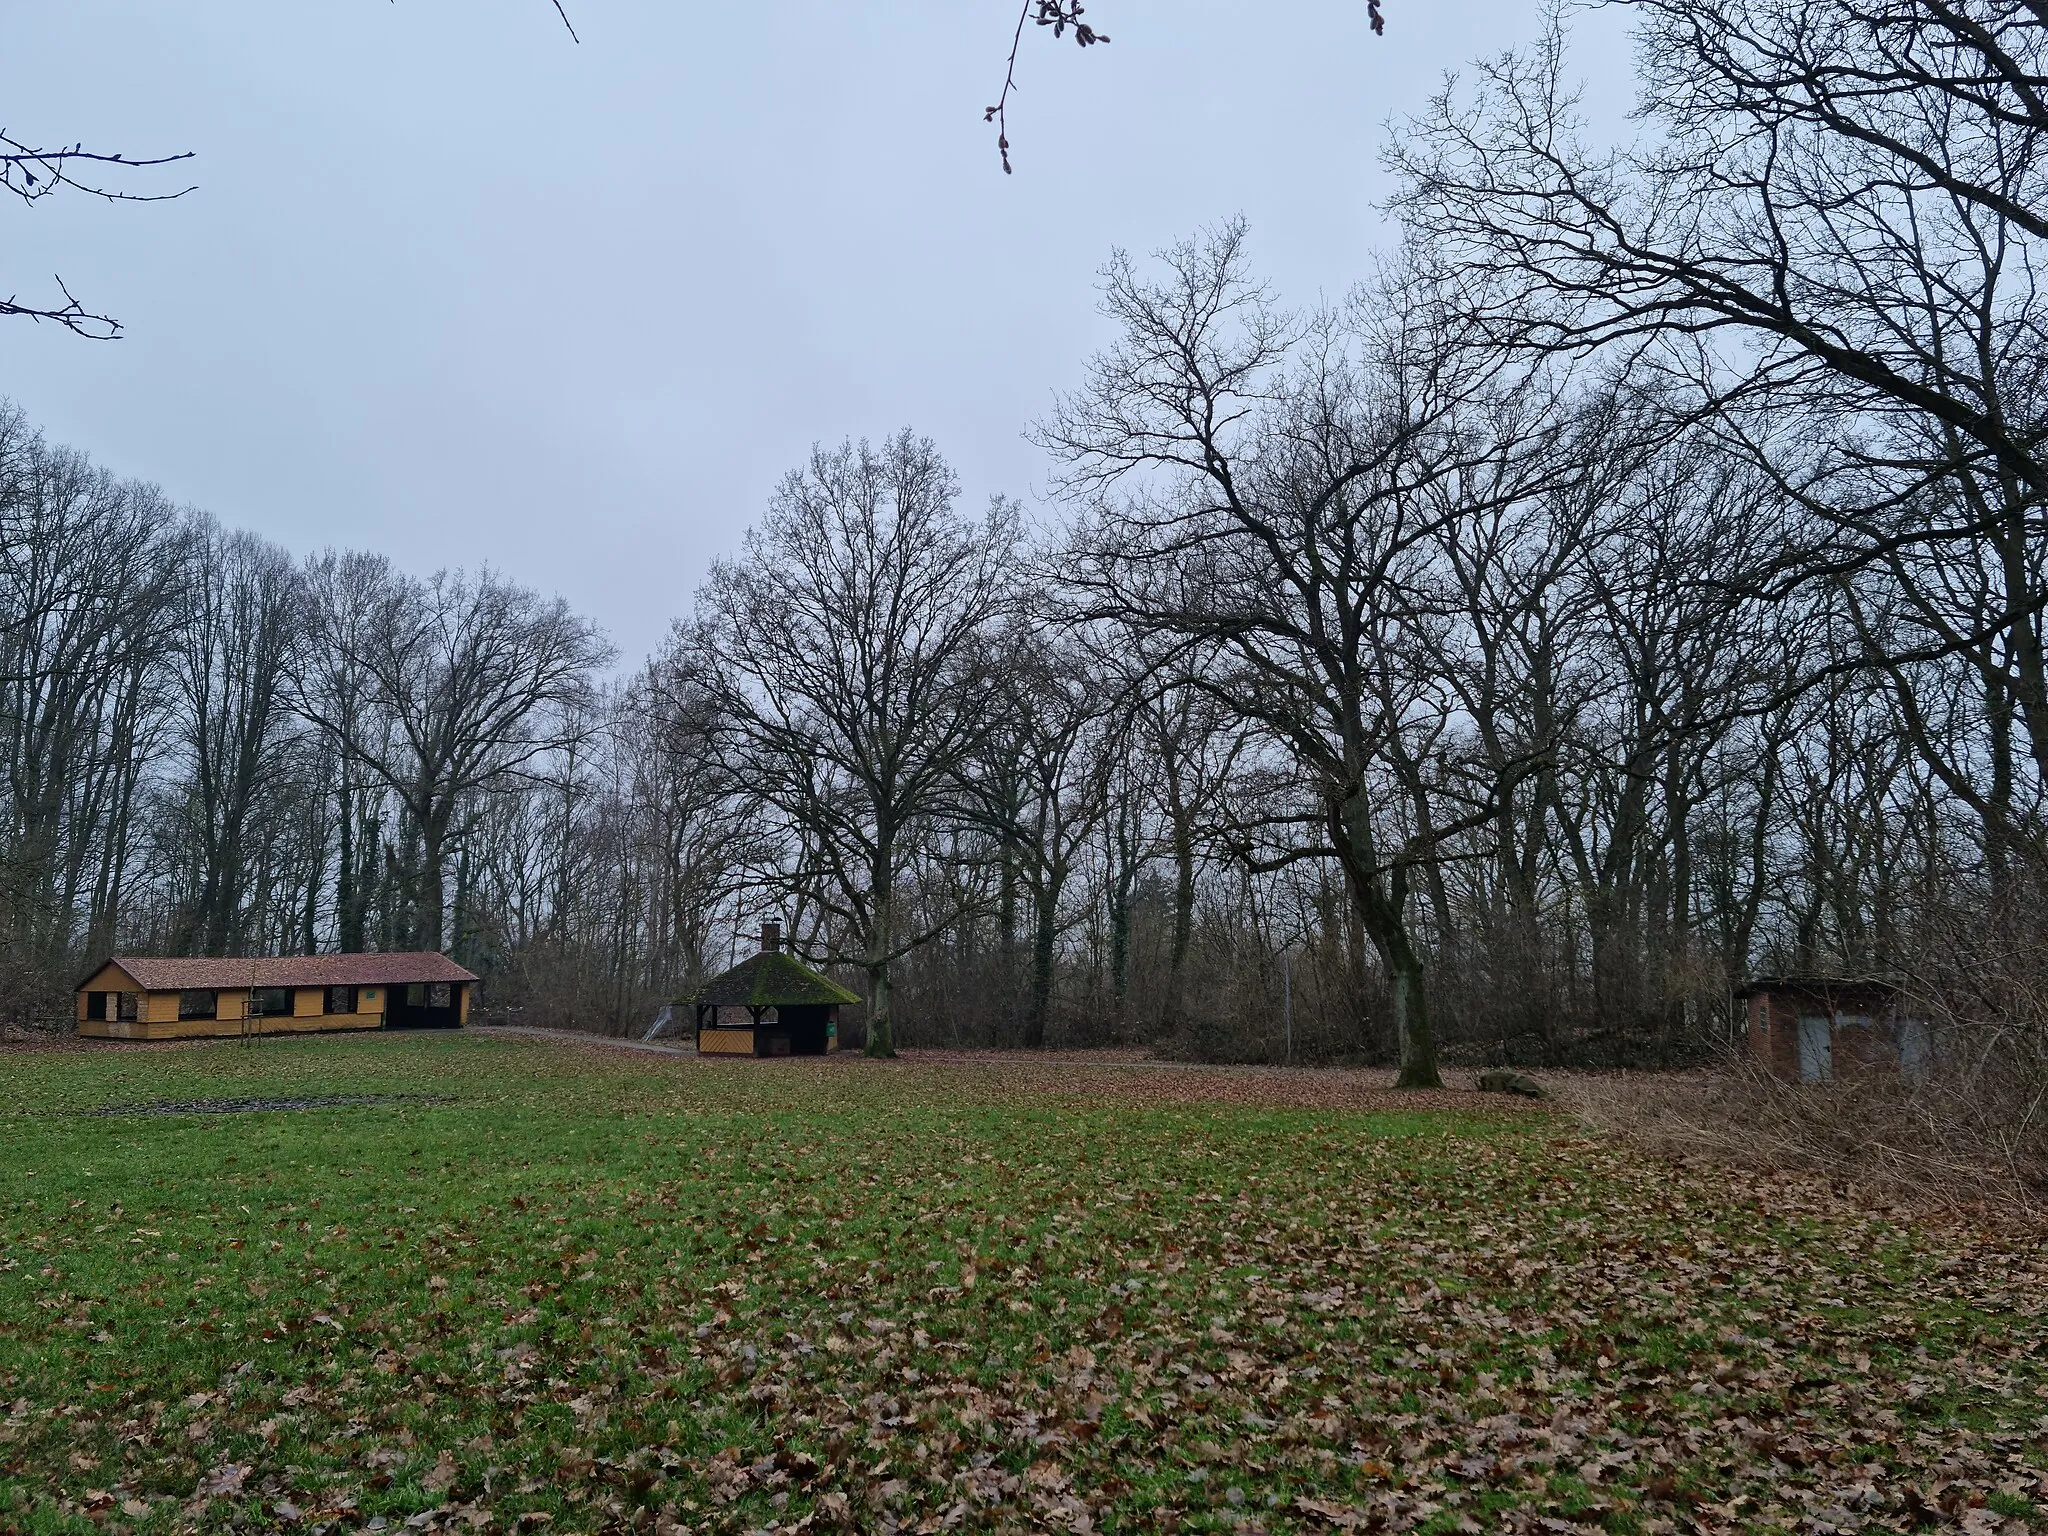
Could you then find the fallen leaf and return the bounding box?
[199,1463,250,1497]
[422,1450,458,1493]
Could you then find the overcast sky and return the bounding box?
[5,2,1635,664]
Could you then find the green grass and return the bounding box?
[1,1034,2043,1534]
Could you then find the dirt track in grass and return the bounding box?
[1,1032,2042,1535]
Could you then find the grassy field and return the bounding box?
[1,1034,2043,1536]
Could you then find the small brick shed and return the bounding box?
[1737,976,1931,1083]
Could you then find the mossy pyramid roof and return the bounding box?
[694,949,861,1009]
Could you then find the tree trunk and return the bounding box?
[1985,665,2015,903]
[1024,872,1060,1049]
[1370,888,1440,1089]
[866,957,895,1057]
[419,823,447,952]
[337,772,363,953]
[451,844,473,961]
[1332,787,1441,1088]
[302,795,323,956]
[1388,945,1435,1088]
[997,838,1019,1041]
[1107,866,1133,1019]
[865,845,897,1057]
[1170,831,1195,1016]
[202,830,241,955]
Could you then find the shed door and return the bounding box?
[1796,1014,1833,1083]
[1897,1018,1932,1081]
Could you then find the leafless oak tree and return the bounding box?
[1039,225,1583,1085]
[296,561,610,953]
[693,432,1017,1057]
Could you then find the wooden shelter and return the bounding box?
[76,953,477,1040]
[1737,976,1931,1083]
[693,922,858,1057]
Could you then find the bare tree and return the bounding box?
[0,412,182,1001]
[1393,0,2048,918]
[970,621,1118,1046]
[162,518,301,955]
[1115,654,1249,1025]
[297,560,610,953]
[632,642,763,991]
[694,432,1017,1056]
[294,552,398,954]
[1623,0,2048,245]
[1041,226,1575,1086]
[1394,7,2048,566]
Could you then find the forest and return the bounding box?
[5,5,2046,1112]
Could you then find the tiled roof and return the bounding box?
[82,953,478,993]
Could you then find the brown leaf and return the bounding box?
[199,1463,250,1497]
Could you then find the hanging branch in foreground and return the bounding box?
[1,274,122,339]
[1,133,196,207]
[986,2,1109,174]
[7,0,571,340]
[2,130,196,338]
[986,1,1384,174]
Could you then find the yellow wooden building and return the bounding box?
[75,953,477,1040]
[693,921,858,1056]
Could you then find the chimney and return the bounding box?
[759,919,782,954]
